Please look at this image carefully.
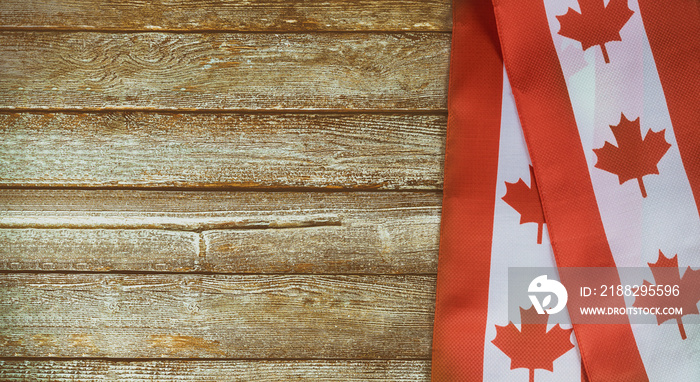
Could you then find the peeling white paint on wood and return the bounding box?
[0,360,431,381]
[0,274,436,358]
[0,33,449,111]
[0,190,440,273]
[0,0,451,32]
[0,113,445,189]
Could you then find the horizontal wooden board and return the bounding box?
[0,0,450,32]
[0,113,445,189]
[0,190,440,273]
[0,229,201,272]
[0,360,431,381]
[0,274,435,358]
[0,33,449,111]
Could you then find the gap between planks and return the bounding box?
[0,186,444,194]
[0,28,451,34]
[0,270,437,276]
[0,109,447,115]
[0,220,344,232]
[0,357,431,361]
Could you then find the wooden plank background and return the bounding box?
[0,1,451,380]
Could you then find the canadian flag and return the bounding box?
[431,0,700,381]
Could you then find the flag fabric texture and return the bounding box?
[431,0,700,381]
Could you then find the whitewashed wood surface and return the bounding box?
[0,1,450,380]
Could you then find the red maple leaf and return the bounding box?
[593,114,670,198]
[492,306,575,382]
[633,251,700,340]
[557,0,634,63]
[502,165,546,244]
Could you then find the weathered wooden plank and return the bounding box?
[0,113,445,189]
[201,216,438,274]
[0,0,451,32]
[0,33,449,111]
[0,229,202,272]
[0,274,435,358]
[0,360,431,381]
[0,190,440,273]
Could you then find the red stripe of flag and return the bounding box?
[638,0,700,218]
[490,0,648,380]
[430,0,503,380]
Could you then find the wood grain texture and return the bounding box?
[0,113,445,189]
[0,190,440,273]
[0,33,449,111]
[0,229,201,272]
[0,0,451,32]
[0,2,448,376]
[0,274,435,358]
[0,360,431,381]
